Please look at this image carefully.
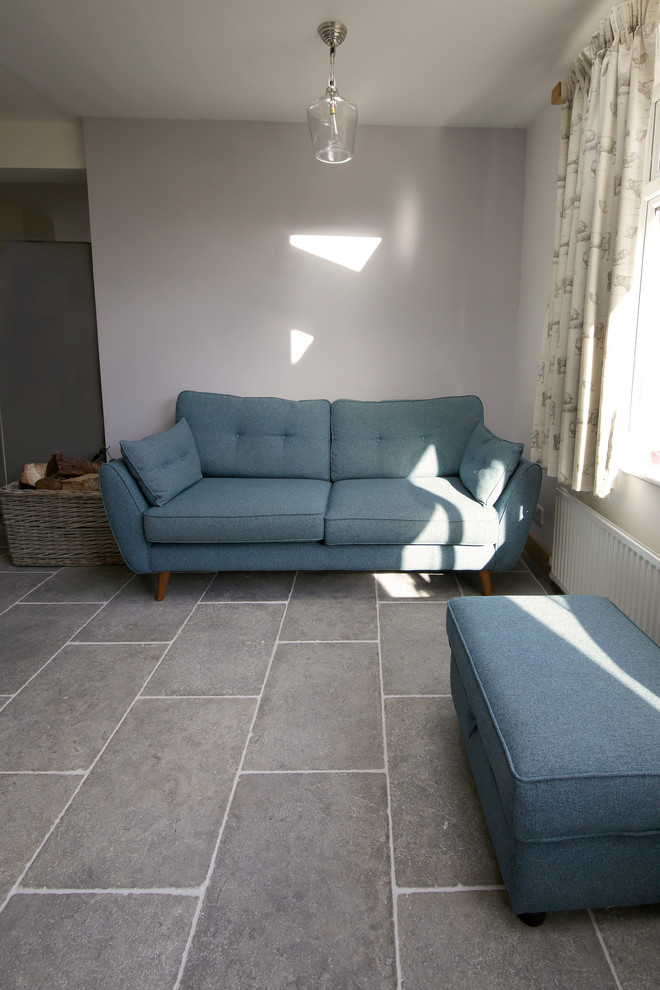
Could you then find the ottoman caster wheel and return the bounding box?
[517,912,546,927]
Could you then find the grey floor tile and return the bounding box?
[375,571,461,601]
[292,571,377,599]
[203,570,294,602]
[0,644,164,771]
[23,565,133,602]
[0,572,57,612]
[0,554,54,572]
[281,597,378,641]
[76,573,210,642]
[25,697,255,889]
[0,604,100,694]
[281,572,378,641]
[245,641,384,771]
[593,904,660,990]
[0,775,79,903]
[181,773,396,990]
[0,892,197,990]
[456,566,546,597]
[147,603,283,696]
[386,696,500,887]
[397,890,618,990]
[380,602,451,695]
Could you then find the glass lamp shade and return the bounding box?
[307,86,358,164]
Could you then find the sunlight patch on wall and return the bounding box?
[289,234,382,272]
[290,329,314,365]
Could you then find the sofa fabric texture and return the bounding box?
[100,391,542,579]
[459,423,524,506]
[176,391,332,481]
[447,594,660,914]
[120,418,202,507]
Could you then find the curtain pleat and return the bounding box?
[531,1,659,496]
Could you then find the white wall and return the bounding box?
[518,104,660,558]
[515,103,561,551]
[83,119,525,455]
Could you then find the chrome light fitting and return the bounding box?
[307,21,357,164]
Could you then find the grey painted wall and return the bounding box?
[83,119,526,456]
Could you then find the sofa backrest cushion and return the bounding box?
[176,391,332,480]
[331,396,484,481]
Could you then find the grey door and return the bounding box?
[0,241,105,485]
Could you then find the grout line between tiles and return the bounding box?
[0,578,212,919]
[396,884,507,895]
[17,886,202,897]
[0,601,110,710]
[0,572,60,617]
[384,693,451,699]
[279,639,379,644]
[172,571,298,990]
[139,694,260,701]
[239,768,386,775]
[0,770,86,777]
[376,582,403,990]
[199,599,289,605]
[588,908,625,990]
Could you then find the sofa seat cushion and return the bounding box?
[324,477,499,546]
[447,595,660,840]
[143,478,331,544]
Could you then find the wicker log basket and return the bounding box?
[0,481,122,566]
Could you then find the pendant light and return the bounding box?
[307,21,358,164]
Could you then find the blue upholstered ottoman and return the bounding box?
[446,595,660,920]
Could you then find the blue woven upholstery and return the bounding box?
[447,595,660,915]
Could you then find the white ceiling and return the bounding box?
[0,0,616,128]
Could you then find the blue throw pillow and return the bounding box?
[121,418,202,506]
[459,424,523,506]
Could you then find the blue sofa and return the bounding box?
[99,391,541,600]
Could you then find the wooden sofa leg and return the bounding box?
[156,571,171,602]
[478,570,492,596]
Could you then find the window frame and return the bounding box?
[622,82,660,488]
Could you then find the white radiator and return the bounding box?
[552,488,660,645]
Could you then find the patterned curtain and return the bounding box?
[531,1,659,497]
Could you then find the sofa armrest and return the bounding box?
[98,459,152,574]
[491,457,542,570]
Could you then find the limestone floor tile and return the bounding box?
[375,571,461,601]
[397,890,618,990]
[593,904,660,990]
[24,697,255,889]
[147,603,284,696]
[281,597,378,642]
[181,773,396,990]
[292,571,377,599]
[0,775,80,903]
[75,574,210,643]
[379,602,451,696]
[245,641,383,771]
[0,572,57,612]
[0,604,100,694]
[0,892,197,990]
[23,565,133,603]
[0,644,164,772]
[280,572,378,641]
[385,696,500,887]
[203,570,294,602]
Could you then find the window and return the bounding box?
[623,84,660,486]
